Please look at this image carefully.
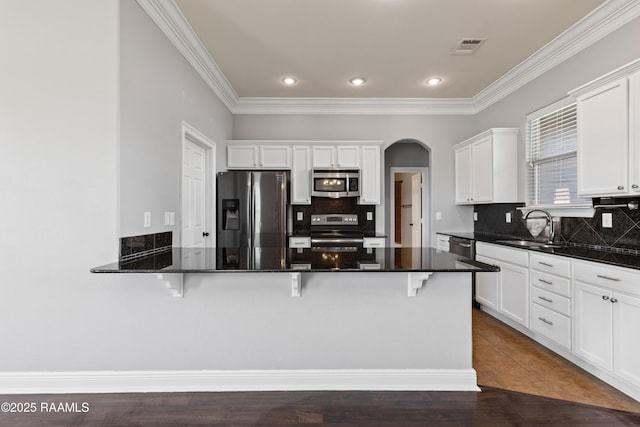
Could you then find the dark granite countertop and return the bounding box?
[438,231,640,271]
[91,247,499,274]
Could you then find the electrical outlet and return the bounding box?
[164,212,175,226]
[602,212,613,228]
[505,212,512,223]
[296,212,303,221]
[436,211,442,220]
[474,212,478,221]
[144,212,151,228]
[367,212,373,221]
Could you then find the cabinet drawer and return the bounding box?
[530,303,571,349]
[476,242,528,267]
[574,260,640,294]
[531,286,570,316]
[530,270,570,297]
[289,237,311,248]
[363,237,385,248]
[530,253,570,278]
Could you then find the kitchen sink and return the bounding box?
[495,240,563,250]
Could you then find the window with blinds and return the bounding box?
[526,101,589,207]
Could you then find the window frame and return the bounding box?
[522,97,594,218]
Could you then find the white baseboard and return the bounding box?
[0,369,479,394]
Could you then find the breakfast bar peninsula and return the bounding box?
[92,246,498,392]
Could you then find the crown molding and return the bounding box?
[233,97,476,115]
[472,0,640,112]
[137,0,640,116]
[135,0,238,110]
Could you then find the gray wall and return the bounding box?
[1,0,119,370]
[119,0,233,242]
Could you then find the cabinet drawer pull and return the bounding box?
[538,278,553,285]
[617,185,624,190]
[610,298,618,303]
[597,274,620,282]
[538,317,553,326]
[633,184,639,189]
[538,261,553,267]
[602,295,610,301]
[538,296,553,303]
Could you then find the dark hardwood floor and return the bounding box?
[1,388,640,426]
[2,308,640,426]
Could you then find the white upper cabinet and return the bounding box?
[311,146,335,168]
[360,145,381,204]
[454,128,519,205]
[311,145,360,168]
[227,144,290,169]
[227,145,259,168]
[576,78,629,196]
[570,61,640,197]
[291,146,311,204]
[259,145,291,168]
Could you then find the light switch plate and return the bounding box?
[435,211,442,220]
[366,212,373,220]
[164,212,175,226]
[602,212,613,228]
[505,212,512,223]
[474,212,478,221]
[144,212,151,228]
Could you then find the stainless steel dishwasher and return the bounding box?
[448,236,479,308]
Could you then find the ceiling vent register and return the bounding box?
[451,38,487,55]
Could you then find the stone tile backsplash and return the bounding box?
[474,200,640,254]
[120,231,172,261]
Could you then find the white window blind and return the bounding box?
[527,101,589,207]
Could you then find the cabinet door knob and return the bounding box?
[633,184,639,189]
[602,295,610,301]
[618,185,624,190]
[203,232,210,237]
[610,298,618,303]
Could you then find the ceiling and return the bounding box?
[174,0,605,99]
[138,0,640,113]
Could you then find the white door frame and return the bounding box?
[389,167,430,248]
[181,121,216,248]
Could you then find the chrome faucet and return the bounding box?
[523,209,555,243]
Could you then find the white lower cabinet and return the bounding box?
[435,233,450,252]
[574,260,640,389]
[475,254,498,310]
[474,244,640,399]
[475,242,529,327]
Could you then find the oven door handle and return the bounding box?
[311,238,364,244]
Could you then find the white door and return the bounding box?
[183,139,207,247]
[576,78,629,196]
[613,292,640,388]
[475,256,499,310]
[498,262,529,327]
[471,137,493,202]
[574,282,614,370]
[411,173,422,247]
[455,146,471,204]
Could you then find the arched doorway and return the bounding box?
[384,140,430,247]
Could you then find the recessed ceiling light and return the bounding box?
[349,77,366,86]
[281,77,297,85]
[426,77,442,86]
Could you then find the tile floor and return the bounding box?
[473,307,640,413]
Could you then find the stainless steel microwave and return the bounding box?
[311,170,360,198]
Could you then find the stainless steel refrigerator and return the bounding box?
[217,171,287,249]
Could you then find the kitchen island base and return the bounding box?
[68,271,480,394]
